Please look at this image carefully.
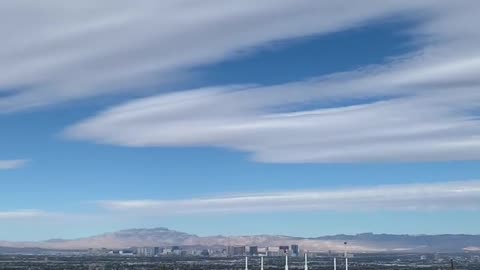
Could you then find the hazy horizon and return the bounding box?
[7,226,480,243]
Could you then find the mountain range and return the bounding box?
[1,227,480,253]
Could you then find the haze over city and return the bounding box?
[2,0,480,249]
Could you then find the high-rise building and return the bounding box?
[258,247,267,256]
[267,246,281,256]
[136,247,155,256]
[172,246,182,255]
[249,246,258,256]
[227,246,246,256]
[291,245,299,256]
[279,246,289,255]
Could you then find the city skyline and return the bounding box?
[2,226,480,253]
[2,1,480,241]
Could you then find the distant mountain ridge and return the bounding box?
[1,227,480,253]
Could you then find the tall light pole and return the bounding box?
[245,256,248,270]
[261,255,264,270]
[344,242,348,270]
[334,257,336,270]
[304,252,308,270]
[285,254,289,270]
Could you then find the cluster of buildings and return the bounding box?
[99,244,301,257]
[105,246,187,256]
[135,246,186,256]
[227,245,300,257]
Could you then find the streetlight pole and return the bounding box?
[344,242,348,270]
[304,252,308,270]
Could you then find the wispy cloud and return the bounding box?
[2,1,480,163]
[98,180,480,215]
[63,1,480,163]
[65,57,480,163]
[0,159,28,170]
[0,1,443,112]
[0,210,50,220]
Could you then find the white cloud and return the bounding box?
[0,1,432,112]
[0,159,28,170]
[99,180,480,215]
[2,1,480,163]
[65,58,480,162]
[63,1,480,163]
[0,210,50,220]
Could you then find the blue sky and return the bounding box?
[1,1,480,241]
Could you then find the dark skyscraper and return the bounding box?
[291,244,299,256]
[279,246,289,254]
